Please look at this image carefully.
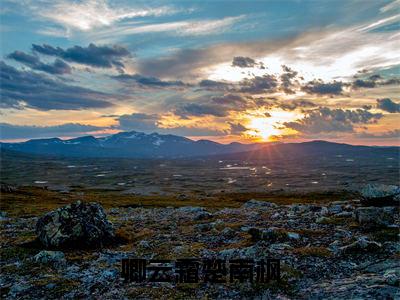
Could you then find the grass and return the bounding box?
[0,186,355,218]
[292,246,332,257]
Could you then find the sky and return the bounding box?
[0,0,399,145]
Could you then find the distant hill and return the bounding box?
[0,131,264,158]
[1,132,398,159]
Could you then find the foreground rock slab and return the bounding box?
[36,201,115,248]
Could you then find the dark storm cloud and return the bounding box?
[112,74,188,88]
[279,65,298,94]
[301,80,345,95]
[175,103,228,117]
[198,79,231,90]
[174,93,255,118]
[351,74,400,89]
[376,98,400,113]
[284,107,383,134]
[7,51,71,74]
[0,61,114,110]
[32,43,131,69]
[117,113,160,131]
[239,74,278,94]
[231,56,256,68]
[0,123,105,140]
[228,122,248,134]
[279,100,316,111]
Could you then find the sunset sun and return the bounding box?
[248,117,280,140]
[246,110,301,141]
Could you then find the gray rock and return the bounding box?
[36,201,115,248]
[319,206,329,216]
[249,227,297,243]
[242,199,277,209]
[177,206,212,220]
[0,211,7,220]
[287,232,300,240]
[334,211,352,218]
[9,283,31,297]
[384,269,400,286]
[328,205,342,214]
[268,243,293,252]
[339,236,382,254]
[361,184,400,206]
[34,250,66,265]
[353,206,396,227]
[1,183,17,193]
[316,216,331,224]
[195,223,213,232]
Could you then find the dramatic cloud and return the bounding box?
[284,107,383,134]
[376,98,400,113]
[198,80,231,91]
[0,61,114,110]
[117,113,160,132]
[32,43,131,69]
[356,129,400,139]
[301,80,345,95]
[352,74,400,89]
[116,113,225,136]
[112,74,187,88]
[228,122,248,134]
[239,74,278,94]
[35,0,176,31]
[231,56,256,68]
[7,51,71,75]
[279,65,299,94]
[175,103,228,118]
[0,123,105,140]
[279,100,316,111]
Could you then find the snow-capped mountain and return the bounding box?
[0,131,264,158]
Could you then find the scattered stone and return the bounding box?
[287,232,300,240]
[383,269,400,286]
[1,183,17,193]
[34,250,66,265]
[0,211,7,220]
[268,243,293,252]
[316,216,331,224]
[36,201,115,248]
[334,211,352,218]
[328,205,342,214]
[242,199,277,209]
[177,206,213,220]
[319,206,329,216]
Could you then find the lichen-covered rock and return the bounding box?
[242,199,277,209]
[360,184,400,206]
[339,236,382,255]
[33,250,66,266]
[353,206,396,228]
[36,201,114,248]
[248,227,293,243]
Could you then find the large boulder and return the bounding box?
[36,201,115,248]
[360,184,400,206]
[353,206,396,228]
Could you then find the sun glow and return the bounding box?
[248,117,280,140]
[246,109,301,141]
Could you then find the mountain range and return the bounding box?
[1,131,398,159]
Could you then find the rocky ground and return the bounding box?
[0,184,399,299]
